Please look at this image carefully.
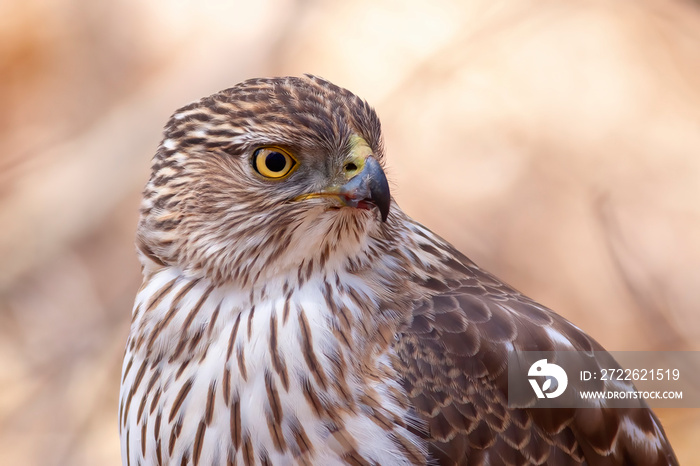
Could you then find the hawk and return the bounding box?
[120,75,678,465]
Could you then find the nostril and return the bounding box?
[345,162,358,172]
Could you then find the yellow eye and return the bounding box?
[252,147,298,179]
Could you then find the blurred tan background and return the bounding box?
[1,0,699,464]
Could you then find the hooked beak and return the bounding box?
[336,156,391,222]
[295,156,391,222]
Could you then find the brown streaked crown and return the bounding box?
[136,75,388,284]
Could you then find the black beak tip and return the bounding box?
[366,159,391,222]
[374,186,390,222]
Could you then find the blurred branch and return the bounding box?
[595,194,689,350]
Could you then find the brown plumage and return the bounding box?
[119,75,678,465]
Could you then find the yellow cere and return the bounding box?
[344,135,372,179]
[253,146,298,179]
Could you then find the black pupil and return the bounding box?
[265,152,287,172]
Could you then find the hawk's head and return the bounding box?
[137,75,393,284]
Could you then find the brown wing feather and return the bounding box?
[393,242,679,466]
